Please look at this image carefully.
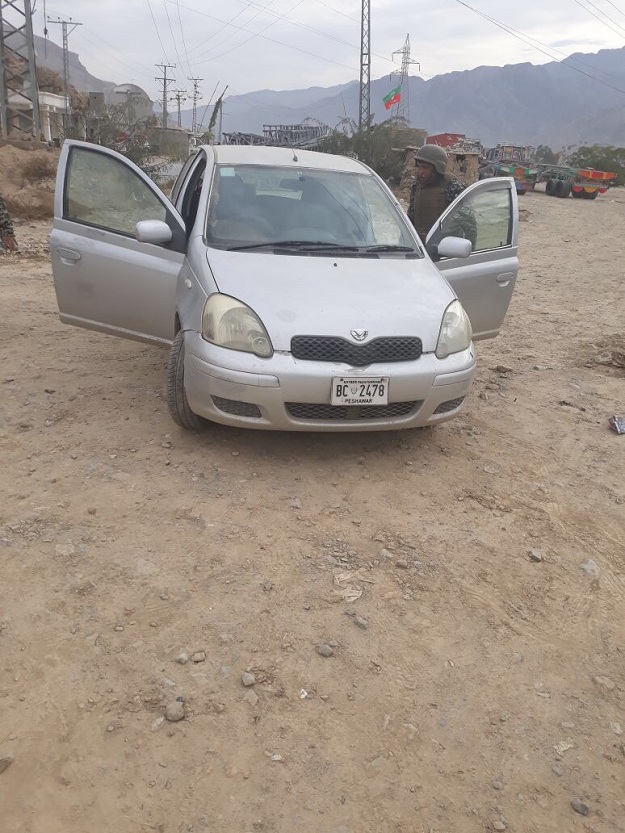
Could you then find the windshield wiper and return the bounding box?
[363,244,416,253]
[227,240,361,252]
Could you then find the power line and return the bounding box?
[603,0,625,19]
[173,0,307,66]
[174,0,193,75]
[168,0,395,69]
[451,0,625,95]
[180,0,281,61]
[572,0,625,39]
[146,0,171,63]
[74,28,154,81]
[161,0,187,72]
[311,0,359,24]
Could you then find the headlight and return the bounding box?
[435,299,472,359]
[202,294,273,357]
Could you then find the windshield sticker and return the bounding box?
[220,168,236,177]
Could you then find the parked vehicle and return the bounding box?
[50,141,519,432]
[540,165,616,199]
[481,144,616,199]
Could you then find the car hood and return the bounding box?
[205,249,456,353]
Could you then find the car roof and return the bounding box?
[199,144,370,175]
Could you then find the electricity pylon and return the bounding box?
[0,0,41,139]
[358,0,370,131]
[390,34,420,125]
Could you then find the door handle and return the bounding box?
[496,272,514,286]
[56,247,81,263]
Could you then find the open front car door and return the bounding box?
[426,177,519,340]
[50,140,186,345]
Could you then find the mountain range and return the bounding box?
[34,34,625,149]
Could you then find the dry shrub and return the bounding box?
[1,145,59,218]
[5,183,54,220]
[20,152,58,185]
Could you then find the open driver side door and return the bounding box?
[50,140,186,345]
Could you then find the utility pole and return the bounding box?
[0,0,41,139]
[358,0,370,132]
[188,77,202,135]
[47,16,82,133]
[155,63,175,128]
[391,34,420,125]
[171,88,187,128]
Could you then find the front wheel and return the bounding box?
[166,330,208,431]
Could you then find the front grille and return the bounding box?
[291,336,422,366]
[286,401,419,421]
[433,396,465,414]
[212,396,262,418]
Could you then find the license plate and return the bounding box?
[331,377,389,406]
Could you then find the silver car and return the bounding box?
[50,141,518,432]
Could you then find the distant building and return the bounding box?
[427,133,483,155]
[37,90,68,142]
[222,123,330,150]
[106,83,153,122]
[5,87,67,143]
[426,132,465,149]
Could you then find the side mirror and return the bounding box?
[135,219,173,245]
[436,236,473,259]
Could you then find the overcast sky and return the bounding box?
[37,0,625,103]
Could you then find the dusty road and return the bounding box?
[1,190,624,833]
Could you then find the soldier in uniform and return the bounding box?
[407,144,470,243]
[0,195,17,252]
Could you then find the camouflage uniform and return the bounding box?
[408,174,466,240]
[0,196,17,251]
[408,174,477,248]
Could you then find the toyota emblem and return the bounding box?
[350,329,368,341]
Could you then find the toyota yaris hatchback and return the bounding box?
[50,141,518,432]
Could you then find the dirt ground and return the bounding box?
[1,187,624,833]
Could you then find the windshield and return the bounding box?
[205,163,421,256]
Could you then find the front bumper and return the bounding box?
[183,331,476,432]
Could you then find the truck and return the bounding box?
[479,144,617,199]
[539,165,616,199]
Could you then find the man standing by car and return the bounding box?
[407,144,468,241]
[0,195,17,252]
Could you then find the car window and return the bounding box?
[205,164,420,254]
[433,187,512,253]
[64,147,166,235]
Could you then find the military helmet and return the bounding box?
[414,144,448,175]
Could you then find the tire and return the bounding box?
[584,189,598,200]
[546,179,555,196]
[560,180,572,198]
[554,179,565,197]
[166,330,208,431]
[572,189,583,199]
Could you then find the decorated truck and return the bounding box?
[480,144,616,199]
[539,165,616,199]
